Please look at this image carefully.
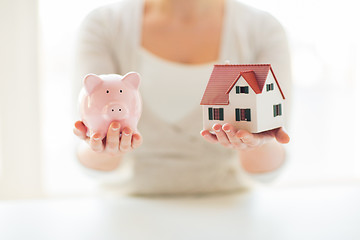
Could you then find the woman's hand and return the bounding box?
[200,123,289,151]
[73,121,142,156]
[201,123,290,173]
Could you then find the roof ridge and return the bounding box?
[200,63,284,106]
[214,64,271,67]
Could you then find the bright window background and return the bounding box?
[39,0,121,196]
[39,0,360,196]
[0,117,2,177]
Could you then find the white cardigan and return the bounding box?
[75,0,292,195]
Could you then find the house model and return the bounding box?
[200,64,285,133]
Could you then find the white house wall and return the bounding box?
[256,72,285,132]
[202,76,258,132]
[202,105,227,132]
[228,76,258,132]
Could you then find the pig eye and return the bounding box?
[119,89,123,93]
[106,90,109,94]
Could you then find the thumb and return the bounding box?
[275,127,290,144]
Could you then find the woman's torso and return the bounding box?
[76,0,291,194]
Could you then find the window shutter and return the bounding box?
[273,105,277,117]
[267,83,274,91]
[279,104,282,115]
[235,108,240,121]
[208,107,213,120]
[219,108,224,121]
[245,109,251,121]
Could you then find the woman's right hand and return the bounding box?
[73,121,143,156]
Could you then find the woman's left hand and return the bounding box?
[200,123,290,151]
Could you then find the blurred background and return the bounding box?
[0,0,359,199]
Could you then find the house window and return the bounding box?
[208,107,224,121]
[273,104,282,117]
[266,83,274,91]
[235,108,251,122]
[236,86,249,94]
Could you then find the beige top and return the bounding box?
[129,48,243,194]
[75,0,292,195]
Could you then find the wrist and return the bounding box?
[77,142,123,171]
[239,140,286,174]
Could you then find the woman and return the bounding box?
[73,0,291,194]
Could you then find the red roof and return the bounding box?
[200,64,285,105]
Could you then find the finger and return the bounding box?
[105,122,121,153]
[89,133,104,152]
[131,133,143,149]
[120,127,132,152]
[275,127,290,144]
[200,130,218,144]
[222,123,243,148]
[212,124,232,148]
[236,129,261,147]
[73,121,87,140]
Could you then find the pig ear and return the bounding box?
[83,74,102,94]
[122,72,141,89]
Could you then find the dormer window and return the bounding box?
[266,83,274,91]
[236,86,249,94]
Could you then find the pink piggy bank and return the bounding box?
[79,72,142,138]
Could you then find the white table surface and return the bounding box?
[1,185,359,240]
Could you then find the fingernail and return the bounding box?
[212,124,221,132]
[112,123,120,131]
[123,128,131,136]
[133,134,142,142]
[92,133,101,140]
[75,121,83,129]
[223,126,230,133]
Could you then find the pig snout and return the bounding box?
[104,103,129,119]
